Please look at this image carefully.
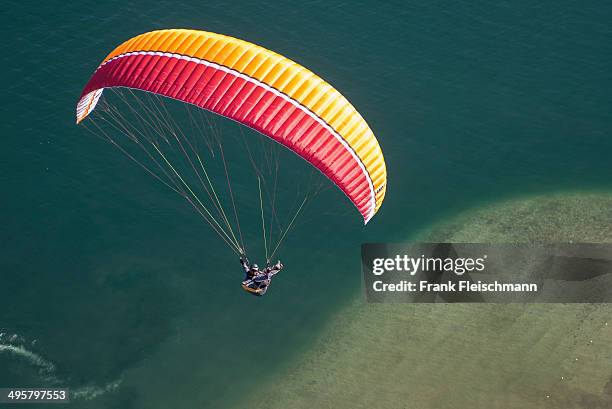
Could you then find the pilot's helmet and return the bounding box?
[252,264,259,270]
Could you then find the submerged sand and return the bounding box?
[234,192,612,409]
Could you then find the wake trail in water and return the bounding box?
[0,332,122,401]
[0,343,57,381]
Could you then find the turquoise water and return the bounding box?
[2,1,612,408]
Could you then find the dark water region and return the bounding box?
[1,1,612,408]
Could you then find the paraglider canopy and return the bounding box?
[76,29,387,224]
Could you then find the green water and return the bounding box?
[2,1,612,408]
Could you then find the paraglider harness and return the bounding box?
[240,256,283,296]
